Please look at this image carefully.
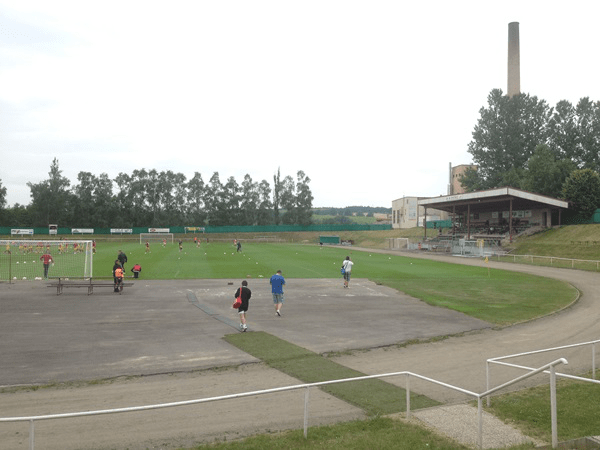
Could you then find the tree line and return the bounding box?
[463,89,600,220]
[0,160,314,228]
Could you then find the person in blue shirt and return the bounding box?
[270,270,286,316]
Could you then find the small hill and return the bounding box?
[509,224,600,260]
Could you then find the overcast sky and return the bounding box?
[1,1,599,208]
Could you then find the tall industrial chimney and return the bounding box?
[507,22,520,97]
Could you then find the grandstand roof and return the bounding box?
[418,187,569,214]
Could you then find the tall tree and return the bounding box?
[72,172,98,227]
[241,174,259,226]
[272,168,281,226]
[205,172,225,226]
[154,170,186,226]
[172,172,187,226]
[92,173,116,227]
[114,172,134,227]
[186,172,207,225]
[548,98,600,172]
[223,176,242,225]
[0,178,7,226]
[548,99,578,163]
[2,203,32,227]
[575,97,600,172]
[27,158,72,226]
[279,175,296,224]
[295,170,313,226]
[467,89,552,190]
[146,169,160,226]
[562,169,600,220]
[256,179,273,226]
[522,144,575,198]
[72,172,117,228]
[0,178,6,210]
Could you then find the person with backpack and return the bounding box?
[114,266,124,293]
[234,280,252,332]
[342,256,354,288]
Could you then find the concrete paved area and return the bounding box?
[0,276,491,386]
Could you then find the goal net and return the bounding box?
[387,238,409,250]
[0,240,93,281]
[140,233,174,244]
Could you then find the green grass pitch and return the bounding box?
[93,239,577,325]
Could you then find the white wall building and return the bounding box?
[392,197,448,229]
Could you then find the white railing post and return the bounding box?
[593,343,596,380]
[477,397,483,449]
[405,373,411,419]
[486,360,491,407]
[303,387,310,438]
[550,365,558,448]
[29,419,35,450]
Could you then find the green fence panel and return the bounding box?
[319,235,340,244]
[425,220,452,229]
[0,223,392,237]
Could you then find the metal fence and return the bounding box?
[494,253,600,271]
[487,339,600,405]
[1,359,569,450]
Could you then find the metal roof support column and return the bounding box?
[452,205,456,235]
[509,198,513,242]
[424,206,428,240]
[558,208,562,226]
[467,204,471,240]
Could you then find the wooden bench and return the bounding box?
[48,277,134,295]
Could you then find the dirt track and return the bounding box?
[1,251,598,449]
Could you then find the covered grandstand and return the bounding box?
[418,187,569,242]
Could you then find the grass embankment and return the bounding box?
[510,224,600,260]
[196,417,471,450]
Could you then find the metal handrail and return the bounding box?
[0,358,569,450]
[494,253,600,269]
[486,339,600,448]
[487,339,600,406]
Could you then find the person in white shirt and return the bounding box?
[342,256,354,288]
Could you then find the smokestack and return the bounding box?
[507,22,520,97]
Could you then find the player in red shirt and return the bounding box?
[40,252,54,279]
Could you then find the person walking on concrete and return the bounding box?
[342,256,354,288]
[270,270,285,316]
[234,280,252,332]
